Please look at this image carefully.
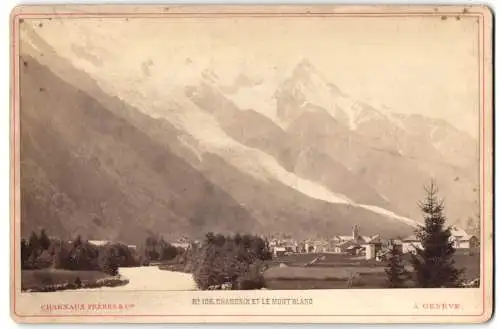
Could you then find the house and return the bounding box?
[304,241,318,253]
[270,238,298,255]
[449,226,479,249]
[273,246,286,257]
[336,235,355,243]
[401,235,422,254]
[360,235,384,260]
[313,241,331,253]
[332,226,381,257]
[453,235,479,249]
[87,240,111,247]
[449,225,468,238]
[364,243,376,260]
[333,240,359,254]
[401,225,478,253]
[171,242,190,250]
[345,244,364,256]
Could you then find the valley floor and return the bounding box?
[21,249,479,292]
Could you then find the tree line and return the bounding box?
[142,235,184,264]
[21,230,272,290]
[20,230,189,274]
[20,230,139,276]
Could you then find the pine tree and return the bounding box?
[20,238,31,268]
[385,242,407,288]
[39,228,51,250]
[28,231,40,259]
[411,181,463,288]
[51,241,70,269]
[144,235,159,261]
[72,235,83,248]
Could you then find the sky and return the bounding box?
[25,15,480,136]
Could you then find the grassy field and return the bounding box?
[263,254,391,289]
[265,273,389,289]
[264,265,385,280]
[448,249,480,280]
[400,248,480,281]
[263,250,480,289]
[21,269,112,291]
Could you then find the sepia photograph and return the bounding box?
[10,4,493,323]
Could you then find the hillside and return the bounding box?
[20,55,259,243]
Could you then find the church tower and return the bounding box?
[352,225,360,241]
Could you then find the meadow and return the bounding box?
[262,249,480,290]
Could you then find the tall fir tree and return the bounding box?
[20,238,31,269]
[385,242,407,288]
[39,228,51,250]
[28,231,40,259]
[411,180,463,288]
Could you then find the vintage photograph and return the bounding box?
[11,4,493,323]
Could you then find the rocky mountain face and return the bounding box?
[18,22,478,243]
[20,55,261,243]
[188,58,478,225]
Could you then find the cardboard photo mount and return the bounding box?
[10,4,494,324]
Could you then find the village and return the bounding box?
[265,225,480,262]
[82,223,480,264]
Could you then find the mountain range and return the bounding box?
[18,21,479,244]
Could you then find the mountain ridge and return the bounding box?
[18,23,478,240]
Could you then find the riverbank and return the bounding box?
[22,267,197,292]
[21,269,129,292]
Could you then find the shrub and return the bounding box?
[143,235,182,262]
[67,240,101,271]
[33,250,53,269]
[106,243,140,267]
[235,262,266,290]
[98,246,119,276]
[159,242,178,261]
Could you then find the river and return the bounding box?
[68,266,197,291]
